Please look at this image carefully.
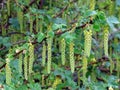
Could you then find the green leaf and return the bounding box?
[52,23,67,31]
[48,31,54,38]
[116,0,120,6]
[84,10,97,17]
[62,32,76,44]
[93,23,100,31]
[106,16,120,29]
[9,18,19,30]
[28,83,41,90]
[107,16,120,24]
[37,32,45,43]
[53,17,66,24]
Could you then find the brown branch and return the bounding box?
[53,5,68,18]
[23,0,36,12]
[0,46,6,51]
[12,40,26,45]
[55,19,93,35]
[0,50,23,70]
[99,67,117,73]
[0,64,6,70]
[6,32,26,36]
[53,0,78,18]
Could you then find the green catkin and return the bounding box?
[7,0,10,16]
[30,16,33,33]
[84,30,92,57]
[116,56,120,77]
[104,27,109,57]
[19,53,23,74]
[110,58,114,74]
[6,58,11,85]
[52,76,62,89]
[28,43,34,75]
[1,12,7,36]
[69,41,75,73]
[89,0,95,10]
[2,24,6,36]
[61,38,66,65]
[17,9,23,33]
[36,14,39,32]
[82,57,87,80]
[59,39,61,53]
[42,42,46,66]
[40,19,43,32]
[47,37,52,74]
[24,51,28,80]
[109,1,114,16]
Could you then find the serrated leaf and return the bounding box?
[107,16,120,24]
[85,10,97,17]
[37,32,45,43]
[48,31,54,38]
[53,17,66,24]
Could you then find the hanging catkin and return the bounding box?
[30,15,33,33]
[116,57,120,77]
[28,43,34,75]
[82,56,87,80]
[104,27,109,56]
[61,38,66,65]
[17,9,23,33]
[6,58,11,85]
[7,0,10,16]
[47,37,52,74]
[36,14,39,32]
[89,0,95,10]
[42,42,46,66]
[110,58,114,74]
[69,41,75,73]
[109,1,114,16]
[52,76,62,89]
[19,53,23,74]
[84,30,92,57]
[24,51,28,80]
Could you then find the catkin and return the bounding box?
[110,58,114,74]
[104,27,109,56]
[61,38,66,65]
[84,30,92,57]
[28,43,34,75]
[6,58,11,85]
[30,16,33,33]
[82,56,87,80]
[116,57,120,77]
[24,51,28,80]
[89,0,95,10]
[17,9,23,33]
[52,76,62,89]
[42,42,46,66]
[109,1,114,16]
[19,53,23,74]
[36,14,39,32]
[7,0,10,15]
[47,37,52,74]
[69,41,75,73]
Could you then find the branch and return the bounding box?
[0,46,5,51]
[23,0,36,12]
[55,19,93,35]
[53,5,68,18]
[53,0,78,18]
[6,32,26,36]
[0,50,23,70]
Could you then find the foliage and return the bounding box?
[0,0,120,90]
